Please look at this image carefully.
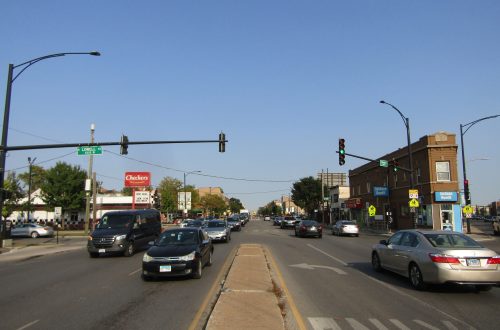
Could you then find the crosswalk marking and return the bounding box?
[414,319,441,330]
[389,319,411,330]
[309,317,459,330]
[369,318,389,330]
[308,317,342,330]
[346,318,370,330]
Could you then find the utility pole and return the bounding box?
[84,124,95,235]
[27,157,37,222]
[92,172,97,231]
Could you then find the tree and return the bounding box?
[40,162,87,228]
[200,194,227,217]
[291,176,322,216]
[18,165,46,193]
[258,201,282,216]
[2,172,25,219]
[228,197,244,214]
[157,177,183,214]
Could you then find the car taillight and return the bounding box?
[487,256,500,264]
[300,226,306,230]
[429,253,460,264]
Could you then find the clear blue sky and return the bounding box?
[1,1,499,212]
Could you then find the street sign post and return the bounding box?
[77,146,102,155]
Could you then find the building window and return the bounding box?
[416,168,421,184]
[366,182,371,193]
[436,161,450,182]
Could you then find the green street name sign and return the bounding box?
[379,159,388,167]
[77,146,102,155]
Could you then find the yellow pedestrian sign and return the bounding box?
[463,205,473,215]
[368,205,376,216]
[409,199,420,208]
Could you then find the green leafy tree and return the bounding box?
[2,172,25,219]
[291,176,321,216]
[258,201,282,216]
[200,194,227,217]
[18,165,46,193]
[40,162,86,227]
[228,197,244,214]
[157,177,183,214]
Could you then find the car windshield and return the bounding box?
[424,233,483,248]
[207,221,226,228]
[157,230,199,246]
[302,220,317,226]
[227,218,238,222]
[96,214,134,229]
[185,220,203,227]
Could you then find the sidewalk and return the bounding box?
[0,235,87,262]
[206,244,287,330]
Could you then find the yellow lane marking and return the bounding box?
[264,246,307,330]
[188,245,238,330]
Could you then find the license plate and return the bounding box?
[466,258,480,267]
[159,265,172,272]
[98,249,105,253]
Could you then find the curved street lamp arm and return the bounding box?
[12,52,101,82]
[462,115,500,135]
[380,100,408,128]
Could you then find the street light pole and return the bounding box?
[380,100,415,227]
[84,124,95,235]
[0,51,100,240]
[27,157,36,223]
[460,115,499,234]
[183,170,201,218]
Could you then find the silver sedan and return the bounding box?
[371,230,500,291]
[10,223,54,238]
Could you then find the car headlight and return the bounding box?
[179,251,196,261]
[143,253,154,262]
[116,235,127,240]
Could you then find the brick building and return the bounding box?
[348,132,462,231]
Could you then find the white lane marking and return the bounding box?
[307,245,475,330]
[128,268,142,276]
[289,263,347,275]
[346,318,370,330]
[369,318,389,330]
[442,320,458,330]
[308,317,341,330]
[307,244,348,266]
[390,319,411,330]
[16,320,40,330]
[414,319,442,330]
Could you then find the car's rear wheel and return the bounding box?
[409,263,427,290]
[371,252,383,272]
[31,231,39,238]
[192,259,203,279]
[123,241,135,257]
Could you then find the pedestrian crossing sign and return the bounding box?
[408,199,420,208]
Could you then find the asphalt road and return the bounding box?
[1,220,499,330]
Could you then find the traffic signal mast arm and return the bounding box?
[0,137,228,152]
[335,151,411,173]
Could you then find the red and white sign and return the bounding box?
[124,172,151,187]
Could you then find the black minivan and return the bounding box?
[88,209,161,258]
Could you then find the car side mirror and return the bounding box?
[202,239,210,245]
[379,239,388,245]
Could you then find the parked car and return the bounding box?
[264,216,271,221]
[273,216,283,226]
[332,220,359,237]
[226,217,241,231]
[281,216,299,229]
[142,227,213,280]
[371,230,500,291]
[205,220,231,243]
[294,220,322,238]
[87,209,161,258]
[10,223,54,238]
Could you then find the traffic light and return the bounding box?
[219,132,226,153]
[393,160,399,172]
[120,135,129,155]
[338,138,345,166]
[464,179,470,205]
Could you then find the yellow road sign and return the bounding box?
[409,199,420,208]
[463,205,473,215]
[368,205,376,216]
[409,189,419,199]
